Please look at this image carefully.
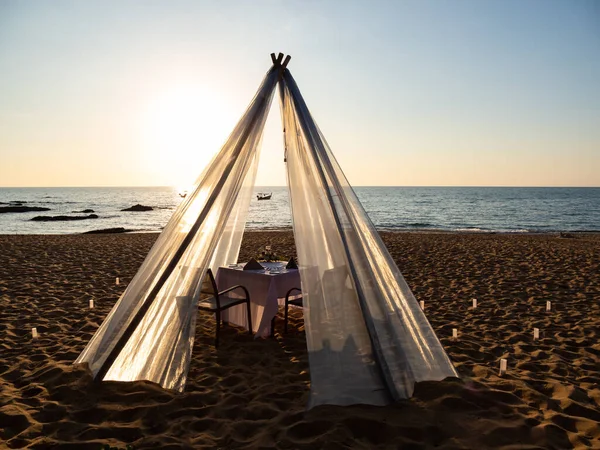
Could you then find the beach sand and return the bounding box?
[1,231,599,449]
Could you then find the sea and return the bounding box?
[0,186,598,235]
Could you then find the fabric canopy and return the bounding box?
[75,56,457,407]
[75,66,278,391]
[280,71,457,406]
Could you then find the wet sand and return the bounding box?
[1,231,599,449]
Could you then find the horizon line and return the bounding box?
[1,185,599,189]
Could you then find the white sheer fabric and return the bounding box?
[76,60,457,403]
[75,68,279,391]
[280,71,458,408]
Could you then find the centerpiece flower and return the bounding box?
[257,245,280,262]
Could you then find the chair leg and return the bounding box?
[284,302,289,334]
[215,310,221,348]
[246,300,253,336]
[270,316,276,338]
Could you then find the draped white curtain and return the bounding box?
[75,68,279,391]
[76,61,457,404]
[280,71,458,408]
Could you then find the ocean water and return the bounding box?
[0,186,598,235]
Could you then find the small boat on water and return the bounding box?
[257,193,272,200]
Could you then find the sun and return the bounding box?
[140,84,232,187]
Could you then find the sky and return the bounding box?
[1,0,599,188]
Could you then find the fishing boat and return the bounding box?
[257,193,272,200]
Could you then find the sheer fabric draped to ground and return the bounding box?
[280,71,457,407]
[75,68,279,391]
[75,61,457,407]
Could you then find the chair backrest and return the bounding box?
[200,268,220,308]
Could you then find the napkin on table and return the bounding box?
[285,257,298,269]
[243,258,264,271]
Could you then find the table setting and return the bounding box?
[215,246,301,337]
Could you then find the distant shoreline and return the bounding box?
[2,186,598,234]
[2,229,600,237]
[1,185,599,189]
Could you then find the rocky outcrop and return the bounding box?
[121,204,153,212]
[83,227,133,234]
[31,214,99,222]
[0,206,51,214]
[72,209,95,213]
[559,232,577,239]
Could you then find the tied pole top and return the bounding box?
[270,52,291,79]
[270,53,291,162]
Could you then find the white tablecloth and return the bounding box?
[215,262,301,337]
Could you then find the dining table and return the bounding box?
[215,261,301,337]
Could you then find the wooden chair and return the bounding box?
[197,268,252,347]
[284,287,303,334]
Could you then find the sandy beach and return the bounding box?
[1,231,599,449]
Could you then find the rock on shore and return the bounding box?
[121,204,153,212]
[0,206,51,213]
[83,227,133,234]
[31,214,99,222]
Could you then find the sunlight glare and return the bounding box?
[141,84,231,186]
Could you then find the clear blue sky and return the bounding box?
[1,0,599,187]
